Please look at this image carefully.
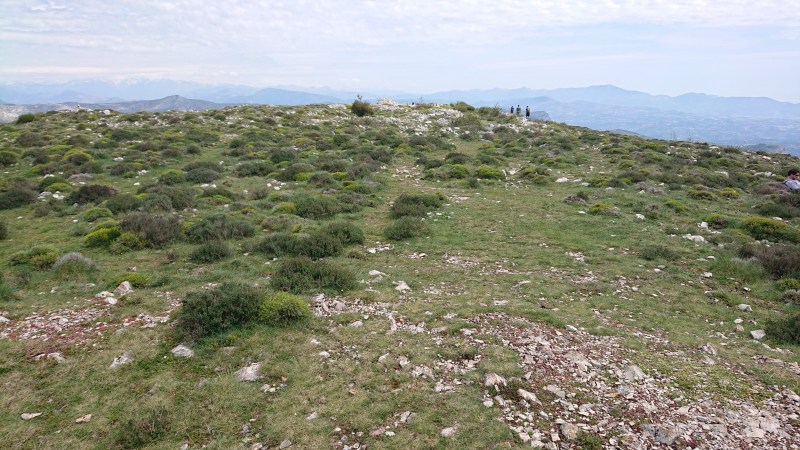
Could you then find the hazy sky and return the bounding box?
[2,0,799,101]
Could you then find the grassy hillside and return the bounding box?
[0,101,798,449]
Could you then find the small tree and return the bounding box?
[350,95,374,117]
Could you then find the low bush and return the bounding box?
[113,404,173,449]
[140,185,196,210]
[664,199,688,213]
[703,213,734,229]
[384,216,429,240]
[104,193,143,214]
[319,221,365,245]
[0,220,7,240]
[719,187,740,199]
[109,232,146,254]
[190,241,232,263]
[84,226,121,247]
[120,213,181,248]
[390,192,445,219]
[294,195,342,219]
[53,252,97,279]
[184,214,256,243]
[740,242,800,279]
[475,165,505,180]
[270,257,358,294]
[765,313,800,345]
[0,187,37,210]
[639,245,679,261]
[67,184,117,205]
[294,233,343,259]
[740,216,800,242]
[175,282,261,341]
[185,168,221,183]
[158,169,186,185]
[0,151,18,166]
[259,291,311,326]
[108,272,150,288]
[234,161,275,177]
[16,113,36,124]
[589,203,613,215]
[251,232,301,257]
[687,189,718,201]
[10,246,58,270]
[350,96,374,117]
[83,207,114,222]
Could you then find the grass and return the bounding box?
[0,103,799,448]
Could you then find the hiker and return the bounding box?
[510,106,514,114]
[785,169,800,190]
[516,105,521,115]
[525,106,530,119]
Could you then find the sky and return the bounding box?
[2,0,800,102]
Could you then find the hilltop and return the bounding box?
[0,101,798,449]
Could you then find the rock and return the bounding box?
[734,318,744,324]
[171,344,194,358]
[751,329,766,340]
[703,272,713,278]
[75,414,92,423]
[621,365,646,381]
[760,417,780,433]
[565,325,578,332]
[397,356,410,368]
[556,177,569,183]
[411,365,434,379]
[0,315,10,323]
[640,424,681,445]
[545,384,566,399]
[21,412,42,420]
[110,352,133,369]
[319,351,331,359]
[560,423,579,441]
[735,325,745,332]
[440,427,457,438]
[306,412,318,421]
[349,320,363,328]
[700,343,717,356]
[483,399,494,407]
[368,270,386,277]
[484,372,507,388]
[738,304,753,312]
[114,281,133,296]
[745,427,766,438]
[635,213,646,220]
[399,411,413,423]
[395,281,411,292]
[279,439,292,449]
[683,234,706,243]
[236,363,261,382]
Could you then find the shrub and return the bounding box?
[104,193,143,214]
[185,168,221,183]
[53,252,97,279]
[234,161,274,177]
[589,203,613,215]
[272,202,297,215]
[740,243,800,279]
[351,96,375,117]
[16,113,36,124]
[0,220,7,240]
[67,184,117,205]
[140,185,196,210]
[184,214,256,243]
[109,272,150,288]
[776,278,800,292]
[519,166,551,184]
[384,216,429,240]
[120,213,181,248]
[319,221,365,245]
[0,151,18,166]
[0,187,37,210]
[720,187,741,199]
[109,232,146,254]
[664,199,688,213]
[390,202,428,218]
[158,169,185,185]
[294,195,342,219]
[190,241,232,263]
[765,313,800,345]
[687,189,718,201]
[390,192,445,219]
[756,202,800,219]
[175,282,261,340]
[113,404,172,449]
[84,226,121,247]
[639,245,679,261]
[83,207,114,222]
[270,257,358,294]
[10,246,58,270]
[740,216,800,242]
[475,165,505,180]
[703,213,733,229]
[259,291,311,326]
[294,233,343,259]
[252,232,301,257]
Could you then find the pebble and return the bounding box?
[171,344,194,358]
[279,439,292,449]
[738,304,753,312]
[109,352,133,369]
[21,412,42,420]
[75,414,92,423]
[751,330,766,340]
[440,427,457,438]
[236,363,261,382]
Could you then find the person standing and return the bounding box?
[516,105,521,115]
[525,106,530,119]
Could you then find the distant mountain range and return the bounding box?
[2,80,799,154]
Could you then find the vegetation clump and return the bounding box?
[190,241,232,263]
[53,252,97,279]
[184,214,255,243]
[175,282,261,341]
[270,257,358,294]
[259,291,311,326]
[350,95,374,117]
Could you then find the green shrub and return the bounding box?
[587,175,613,187]
[67,184,117,205]
[104,193,143,214]
[756,202,800,219]
[639,245,679,261]
[0,187,37,210]
[664,199,688,213]
[384,216,429,240]
[740,243,800,279]
[740,216,800,242]
[589,203,613,215]
[687,189,718,201]
[184,214,256,243]
[475,165,505,180]
[44,182,72,193]
[252,232,301,257]
[53,252,97,279]
[272,202,297,214]
[10,246,58,270]
[350,96,374,117]
[83,207,113,222]
[765,313,800,345]
[113,404,172,449]
[158,169,186,185]
[175,282,261,340]
[294,233,343,259]
[319,221,365,245]
[120,213,181,248]
[259,291,311,326]
[108,232,146,254]
[140,185,196,210]
[185,168,220,183]
[190,241,232,263]
[390,202,428,218]
[719,187,740,199]
[0,220,7,240]
[234,161,275,177]
[84,226,121,247]
[108,272,150,288]
[703,213,733,229]
[390,192,445,220]
[0,151,18,166]
[519,166,551,184]
[294,195,342,219]
[271,257,358,294]
[776,278,800,291]
[15,113,36,124]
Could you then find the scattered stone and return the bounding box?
[397,356,410,368]
[411,365,434,379]
[440,426,457,438]
[236,363,261,382]
[306,412,318,421]
[703,272,713,278]
[734,318,744,324]
[701,343,717,356]
[483,399,494,407]
[368,270,386,277]
[21,412,42,420]
[279,439,293,449]
[75,414,92,423]
[484,372,507,388]
[319,351,331,359]
[171,344,194,358]
[110,352,133,369]
[738,304,753,312]
[745,427,766,438]
[560,423,579,441]
[518,388,542,405]
[621,364,646,381]
[113,281,133,297]
[545,384,566,399]
[751,330,766,340]
[640,424,682,445]
[395,281,411,292]
[556,177,569,183]
[565,325,578,332]
[349,320,364,328]
[0,315,10,323]
[399,411,414,423]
